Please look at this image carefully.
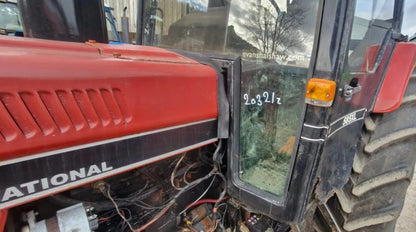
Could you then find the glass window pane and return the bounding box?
[106,11,119,42]
[402,0,416,38]
[143,0,229,52]
[347,0,394,72]
[233,0,319,196]
[0,2,23,32]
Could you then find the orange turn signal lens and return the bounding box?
[305,78,336,107]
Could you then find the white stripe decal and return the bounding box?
[300,136,325,142]
[303,123,329,129]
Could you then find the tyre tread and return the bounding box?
[321,76,416,232]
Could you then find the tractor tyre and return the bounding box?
[314,74,416,232]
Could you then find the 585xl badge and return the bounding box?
[328,108,367,138]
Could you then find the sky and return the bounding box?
[354,0,416,37]
[355,0,394,20]
[177,0,208,11]
[402,0,416,37]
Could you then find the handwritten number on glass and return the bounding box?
[243,91,282,106]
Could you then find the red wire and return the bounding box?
[135,200,175,232]
[185,196,229,209]
[99,217,109,222]
[99,209,126,223]
[119,209,125,216]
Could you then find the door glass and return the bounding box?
[402,0,416,38]
[347,0,394,72]
[143,0,320,197]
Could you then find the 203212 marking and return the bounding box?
[243,91,282,106]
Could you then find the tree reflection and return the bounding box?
[238,0,307,142]
[243,0,306,57]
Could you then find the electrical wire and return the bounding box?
[171,152,187,190]
[113,181,171,210]
[212,171,227,210]
[211,140,227,209]
[130,201,166,210]
[116,163,221,230]
[98,208,132,224]
[179,140,227,229]
[128,181,149,198]
[109,140,227,231]
[135,200,175,232]
[216,202,228,227]
[183,163,198,184]
[173,141,224,199]
[212,139,224,163]
[207,219,218,232]
[178,176,216,215]
[133,164,218,231]
[187,224,199,232]
[211,142,227,232]
[184,197,229,210]
[104,186,135,232]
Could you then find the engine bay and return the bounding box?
[5,142,289,232]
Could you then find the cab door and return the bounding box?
[225,0,397,224]
[224,0,324,223]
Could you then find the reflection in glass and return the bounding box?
[143,0,319,196]
[106,11,119,42]
[347,0,393,72]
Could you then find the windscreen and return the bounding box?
[0,2,22,32]
[143,0,319,197]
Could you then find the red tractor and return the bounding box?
[0,0,415,231]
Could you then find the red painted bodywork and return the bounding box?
[374,43,416,113]
[0,36,218,161]
[0,209,6,232]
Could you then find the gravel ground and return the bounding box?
[395,169,416,231]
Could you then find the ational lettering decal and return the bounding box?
[1,162,113,202]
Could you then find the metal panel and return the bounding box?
[57,204,91,232]
[0,36,218,160]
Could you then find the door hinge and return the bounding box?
[392,31,408,42]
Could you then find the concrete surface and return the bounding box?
[395,169,416,231]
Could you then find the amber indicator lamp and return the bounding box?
[305,78,336,107]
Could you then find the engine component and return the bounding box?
[186,204,215,232]
[245,214,273,232]
[22,203,97,232]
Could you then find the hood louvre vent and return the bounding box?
[0,88,130,142]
